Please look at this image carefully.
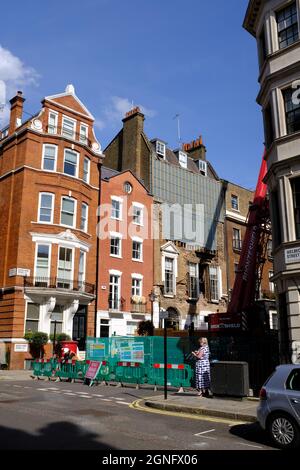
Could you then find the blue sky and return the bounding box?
[0,0,263,189]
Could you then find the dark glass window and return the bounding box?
[270,190,282,247]
[283,88,300,135]
[259,26,267,65]
[286,369,300,391]
[277,2,299,50]
[264,103,275,147]
[291,177,300,239]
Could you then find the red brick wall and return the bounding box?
[98,171,154,313]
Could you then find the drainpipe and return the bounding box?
[94,161,102,338]
[222,180,230,304]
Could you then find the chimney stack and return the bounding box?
[9,91,25,135]
[122,107,145,177]
[183,135,207,161]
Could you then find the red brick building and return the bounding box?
[97,168,154,337]
[0,85,104,368]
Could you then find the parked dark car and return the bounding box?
[258,364,300,449]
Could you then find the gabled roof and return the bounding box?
[44,84,94,120]
[101,166,153,195]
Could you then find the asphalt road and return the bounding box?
[0,379,277,451]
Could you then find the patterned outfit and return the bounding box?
[195,345,211,390]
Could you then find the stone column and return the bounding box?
[63,299,79,338]
[39,297,56,336]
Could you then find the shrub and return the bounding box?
[137,320,154,336]
[24,331,49,358]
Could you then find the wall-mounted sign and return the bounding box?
[14,343,28,353]
[285,247,300,264]
[9,268,30,277]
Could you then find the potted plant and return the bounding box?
[24,331,49,359]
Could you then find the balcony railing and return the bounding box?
[46,125,92,148]
[24,277,95,295]
[130,302,147,314]
[108,297,125,312]
[232,239,242,251]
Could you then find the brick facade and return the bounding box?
[0,86,104,368]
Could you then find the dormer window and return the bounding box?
[178,151,187,169]
[156,141,166,158]
[197,160,207,176]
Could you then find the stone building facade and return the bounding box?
[244,0,300,359]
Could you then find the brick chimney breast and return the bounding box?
[9,91,25,135]
[183,135,206,161]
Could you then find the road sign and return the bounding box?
[159,309,168,320]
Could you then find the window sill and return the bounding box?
[132,258,143,263]
[110,254,122,259]
[163,294,175,298]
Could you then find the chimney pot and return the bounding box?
[8,91,25,135]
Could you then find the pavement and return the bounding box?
[144,391,258,423]
[0,370,32,381]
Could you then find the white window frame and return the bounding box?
[38,192,54,224]
[110,232,122,258]
[57,245,75,289]
[269,270,275,293]
[188,262,199,299]
[161,246,178,297]
[131,276,143,297]
[109,273,121,311]
[178,151,187,169]
[48,109,58,134]
[156,141,166,158]
[79,123,88,144]
[132,236,143,262]
[34,243,51,282]
[231,194,239,211]
[63,148,79,178]
[78,250,86,289]
[42,144,57,172]
[164,257,175,296]
[60,196,77,228]
[25,302,41,333]
[111,196,123,220]
[209,266,222,303]
[62,115,76,139]
[132,202,144,226]
[80,202,89,232]
[197,160,207,176]
[83,157,90,184]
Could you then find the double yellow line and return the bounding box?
[129,398,246,425]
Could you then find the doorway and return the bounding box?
[72,305,87,350]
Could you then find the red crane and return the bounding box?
[209,151,270,332]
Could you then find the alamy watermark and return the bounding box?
[292,80,300,105]
[96,200,205,246]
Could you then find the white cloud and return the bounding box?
[96,96,156,130]
[0,45,39,126]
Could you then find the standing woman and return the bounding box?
[192,337,211,397]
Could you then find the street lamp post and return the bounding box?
[148,290,157,327]
[52,320,57,356]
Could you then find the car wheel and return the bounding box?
[267,413,300,449]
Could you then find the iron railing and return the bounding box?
[130,302,147,314]
[24,276,95,295]
[108,297,125,311]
